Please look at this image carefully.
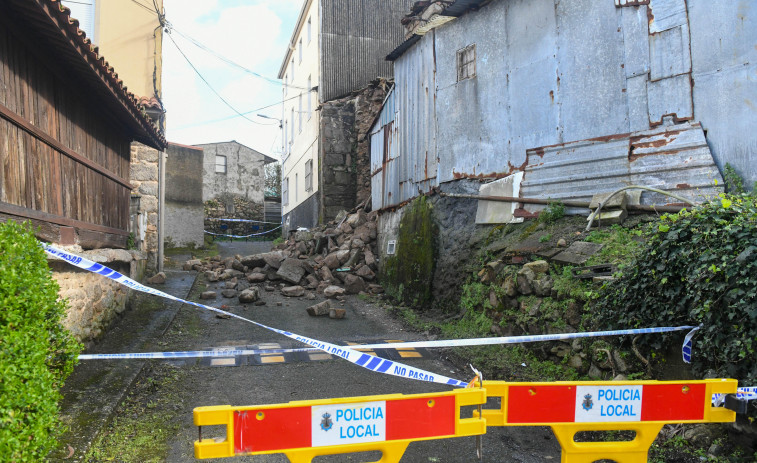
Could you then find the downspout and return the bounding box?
[158,150,166,273]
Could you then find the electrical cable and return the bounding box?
[166,31,277,127]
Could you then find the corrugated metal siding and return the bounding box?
[520,123,724,207]
[320,0,413,102]
[371,0,755,213]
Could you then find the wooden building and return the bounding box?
[0,0,166,249]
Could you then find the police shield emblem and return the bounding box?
[320,412,333,431]
[582,394,593,411]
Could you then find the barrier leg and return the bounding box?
[283,441,410,463]
[550,423,664,463]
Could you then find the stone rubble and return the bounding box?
[186,207,384,306]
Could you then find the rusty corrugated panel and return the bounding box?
[520,123,724,209]
[648,0,688,33]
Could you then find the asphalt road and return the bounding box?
[72,241,562,462]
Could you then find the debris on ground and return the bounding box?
[187,206,384,304]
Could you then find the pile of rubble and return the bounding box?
[184,208,384,307]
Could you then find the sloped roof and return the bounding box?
[4,0,166,149]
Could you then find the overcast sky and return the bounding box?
[162,0,302,159]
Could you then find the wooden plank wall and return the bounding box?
[0,15,133,247]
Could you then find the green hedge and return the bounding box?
[594,194,757,384]
[0,221,81,461]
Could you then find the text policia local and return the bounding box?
[335,406,383,438]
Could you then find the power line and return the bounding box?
[127,0,157,15]
[171,91,311,130]
[169,27,309,92]
[166,31,276,127]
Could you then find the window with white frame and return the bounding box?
[290,108,295,142]
[215,155,227,174]
[457,44,476,82]
[299,38,303,63]
[282,177,289,206]
[284,120,288,156]
[298,93,303,133]
[307,17,312,44]
[305,159,313,192]
[284,75,288,95]
[307,76,312,118]
[291,58,295,80]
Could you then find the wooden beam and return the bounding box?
[0,201,128,236]
[0,102,133,188]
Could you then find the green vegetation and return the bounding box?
[538,201,565,224]
[595,193,757,409]
[84,365,183,463]
[382,196,437,306]
[0,220,81,461]
[584,224,644,266]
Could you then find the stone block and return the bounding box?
[523,260,549,274]
[200,291,216,300]
[344,274,365,294]
[551,242,604,266]
[589,191,628,210]
[307,300,332,316]
[329,308,346,319]
[147,272,166,284]
[239,288,259,303]
[247,272,266,283]
[324,285,346,298]
[277,259,306,284]
[281,285,305,297]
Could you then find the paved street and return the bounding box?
[62,241,561,462]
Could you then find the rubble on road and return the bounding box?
[185,206,385,299]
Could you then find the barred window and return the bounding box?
[457,44,476,82]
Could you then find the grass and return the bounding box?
[84,365,184,463]
[584,224,644,266]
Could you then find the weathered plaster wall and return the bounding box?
[198,141,267,204]
[165,144,204,248]
[130,142,160,273]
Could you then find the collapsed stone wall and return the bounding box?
[320,79,391,222]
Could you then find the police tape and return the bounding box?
[76,326,699,361]
[43,244,701,386]
[203,224,282,238]
[712,387,757,406]
[43,243,468,388]
[207,217,282,225]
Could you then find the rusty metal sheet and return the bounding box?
[648,0,688,33]
[647,73,693,124]
[649,24,691,80]
[521,123,724,209]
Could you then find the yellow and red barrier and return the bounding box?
[194,387,486,461]
[194,379,738,462]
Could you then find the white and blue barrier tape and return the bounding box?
[204,224,282,238]
[207,218,282,225]
[43,244,468,388]
[712,387,757,406]
[43,243,701,388]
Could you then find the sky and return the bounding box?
[161,0,303,159]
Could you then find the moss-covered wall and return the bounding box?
[380,197,437,306]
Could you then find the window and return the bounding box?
[305,159,313,192]
[284,75,288,95]
[290,108,295,142]
[299,38,303,63]
[291,58,295,80]
[215,155,227,174]
[298,93,303,133]
[307,17,312,44]
[307,76,312,118]
[282,177,289,206]
[457,44,476,81]
[283,120,289,156]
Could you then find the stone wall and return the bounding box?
[197,141,269,203]
[130,142,160,272]
[319,79,391,222]
[50,247,145,344]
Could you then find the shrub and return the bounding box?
[0,220,81,461]
[594,194,757,385]
[538,201,565,224]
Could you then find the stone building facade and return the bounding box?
[130,143,162,273]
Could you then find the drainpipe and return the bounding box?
[158,150,166,273]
